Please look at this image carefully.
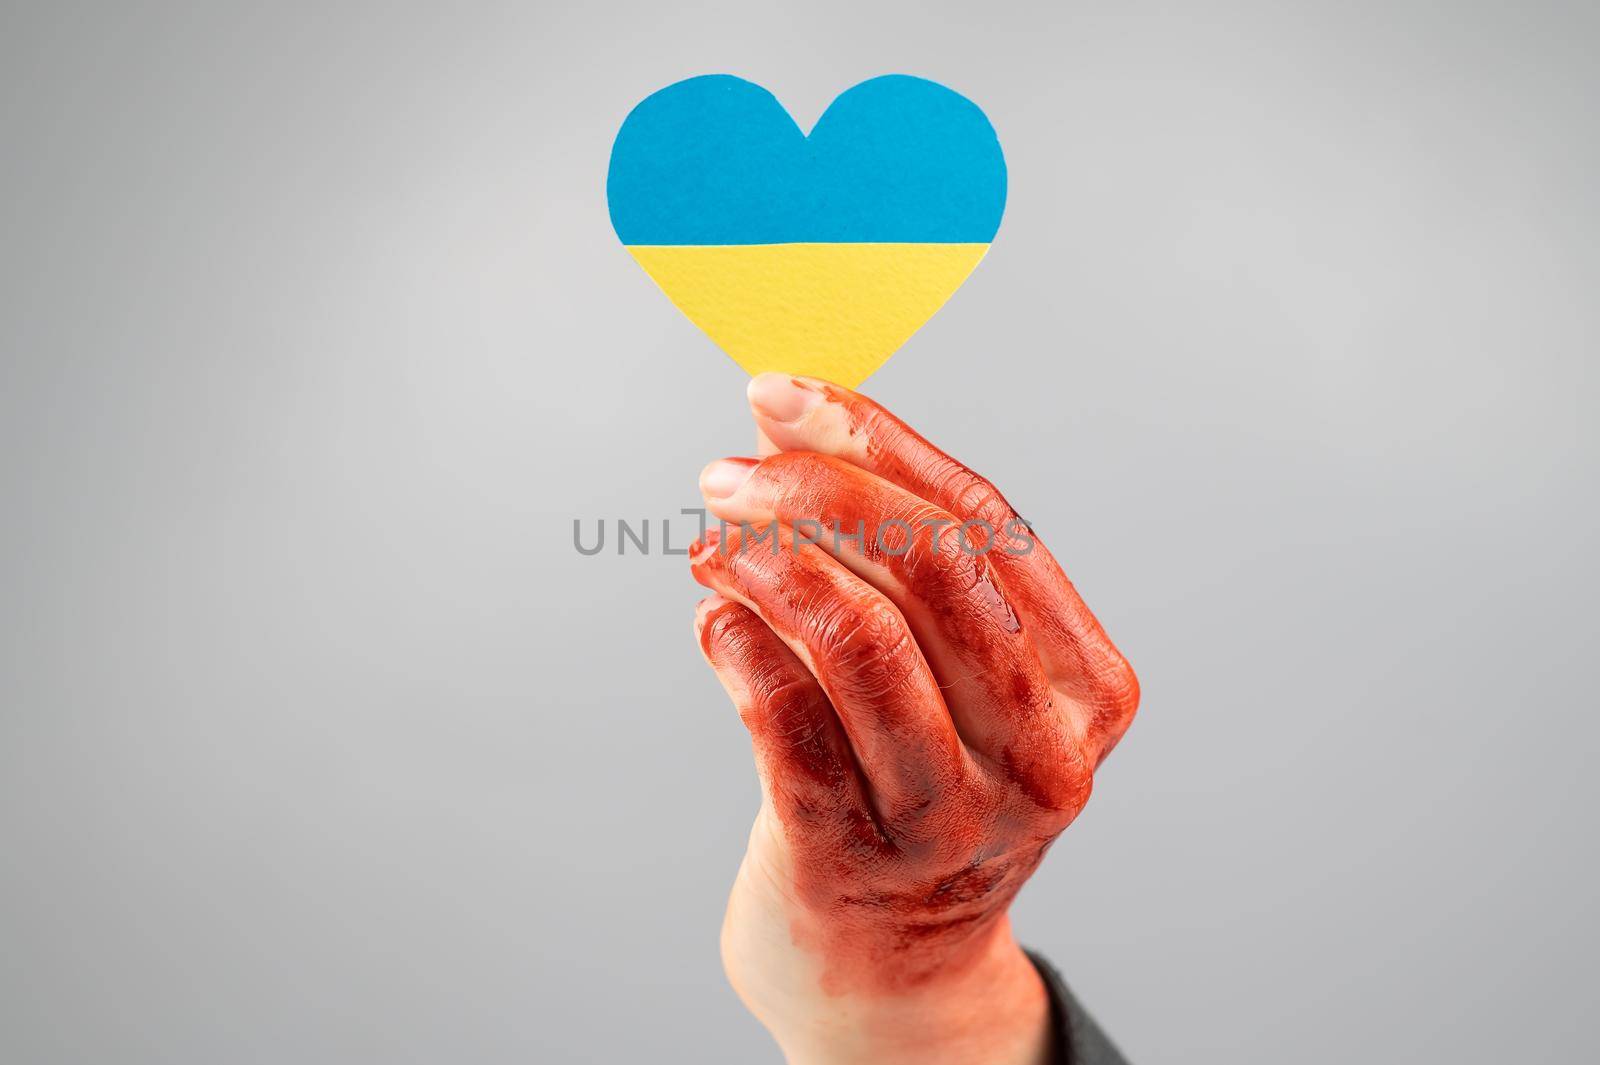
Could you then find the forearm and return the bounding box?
[697,374,1140,1065]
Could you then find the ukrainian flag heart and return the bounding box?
[607,75,1006,387]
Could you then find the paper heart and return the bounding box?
[607,75,1006,387]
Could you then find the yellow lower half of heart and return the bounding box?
[626,242,991,388]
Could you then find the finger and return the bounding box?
[700,453,1087,809]
[745,373,1140,759]
[694,594,885,852]
[689,523,969,825]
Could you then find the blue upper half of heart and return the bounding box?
[607,75,1006,246]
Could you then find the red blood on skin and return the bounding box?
[703,450,1081,806]
[695,536,1091,997]
[771,377,1141,760]
[695,377,1137,998]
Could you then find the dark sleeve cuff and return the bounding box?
[1025,951,1131,1065]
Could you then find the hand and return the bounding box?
[691,374,1139,1065]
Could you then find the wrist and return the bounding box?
[727,894,1050,1065]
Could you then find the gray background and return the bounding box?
[2,2,1595,1062]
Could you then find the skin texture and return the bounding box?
[692,375,1139,1065]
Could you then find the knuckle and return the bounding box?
[703,605,755,657]
[1092,655,1142,726]
[925,515,973,559]
[1012,741,1095,817]
[903,519,1024,636]
[757,451,842,506]
[942,467,1015,528]
[854,401,904,449]
[764,449,834,481]
[719,522,783,575]
[1048,759,1095,814]
[1075,654,1141,766]
[758,674,825,729]
[918,518,988,585]
[813,597,920,701]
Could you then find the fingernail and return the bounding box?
[748,373,822,423]
[700,457,757,499]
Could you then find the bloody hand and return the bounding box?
[691,374,1138,1065]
